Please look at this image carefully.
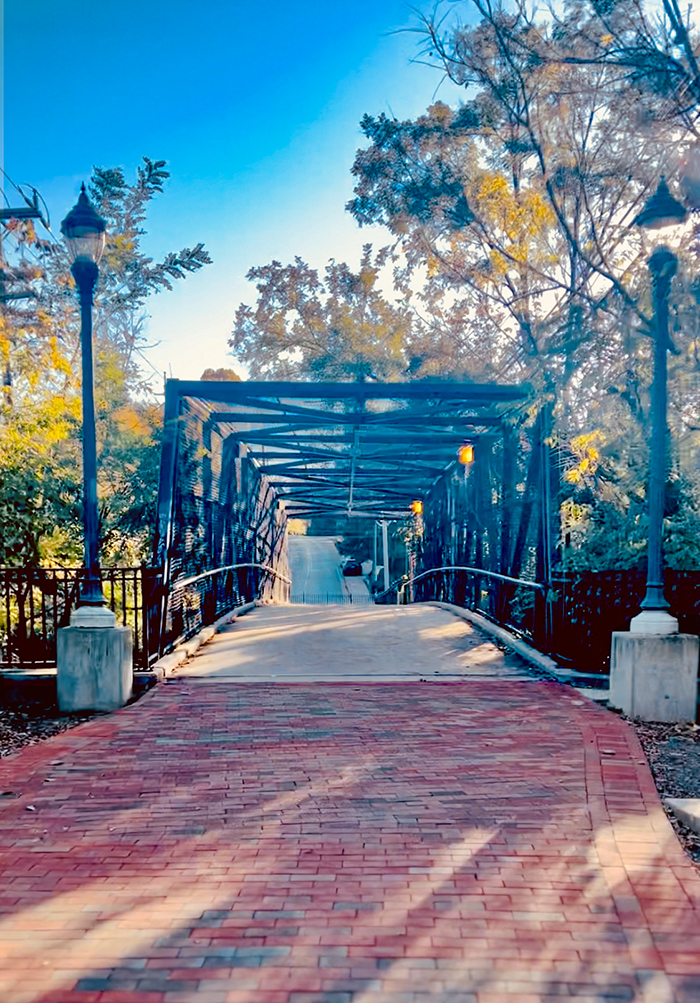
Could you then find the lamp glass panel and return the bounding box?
[644,215,682,231]
[66,229,106,264]
[642,218,689,255]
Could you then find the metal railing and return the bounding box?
[289,592,375,605]
[549,570,700,674]
[0,561,291,672]
[176,562,291,590]
[375,564,547,649]
[7,562,700,678]
[379,565,700,676]
[0,566,151,670]
[161,562,291,657]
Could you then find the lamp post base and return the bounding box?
[57,624,132,712]
[609,631,698,722]
[70,604,117,628]
[630,609,679,635]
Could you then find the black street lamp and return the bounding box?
[631,178,688,633]
[61,185,112,618]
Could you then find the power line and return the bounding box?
[0,168,52,232]
[0,169,58,302]
[134,345,166,381]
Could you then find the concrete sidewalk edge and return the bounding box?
[665,796,700,835]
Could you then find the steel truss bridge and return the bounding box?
[150,378,563,659]
[3,378,700,680]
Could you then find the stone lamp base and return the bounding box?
[57,620,133,712]
[630,609,679,635]
[609,631,699,723]
[69,604,117,628]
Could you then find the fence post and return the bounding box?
[139,564,147,670]
[498,424,516,620]
[533,587,546,651]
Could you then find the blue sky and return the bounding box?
[4,0,465,383]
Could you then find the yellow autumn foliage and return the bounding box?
[113,404,154,438]
[359,268,376,291]
[473,173,556,246]
[564,430,605,484]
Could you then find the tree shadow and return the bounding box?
[0,680,696,1002]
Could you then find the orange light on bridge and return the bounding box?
[410,499,423,515]
[458,443,474,465]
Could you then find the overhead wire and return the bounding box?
[1,169,61,286]
[133,345,167,385]
[0,168,54,235]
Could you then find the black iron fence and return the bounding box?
[6,563,700,678]
[290,593,375,605]
[550,570,700,674]
[0,562,289,673]
[0,566,152,670]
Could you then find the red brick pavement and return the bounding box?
[0,680,698,1003]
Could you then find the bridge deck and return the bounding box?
[0,610,698,1002]
[175,605,531,681]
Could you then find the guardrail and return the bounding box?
[374,564,547,650]
[377,565,700,675]
[176,562,291,589]
[1,561,292,673]
[289,592,375,605]
[375,566,543,601]
[161,562,291,658]
[0,566,150,670]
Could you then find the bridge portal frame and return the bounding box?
[151,378,556,655]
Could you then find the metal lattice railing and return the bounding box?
[289,592,375,605]
[378,564,700,676]
[163,563,291,652]
[152,387,290,659]
[375,565,545,646]
[0,561,293,672]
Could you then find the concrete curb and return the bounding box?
[151,600,258,677]
[665,797,700,835]
[423,601,609,697]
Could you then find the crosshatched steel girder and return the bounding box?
[158,379,531,523]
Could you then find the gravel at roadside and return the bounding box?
[0,702,95,759]
[631,718,700,866]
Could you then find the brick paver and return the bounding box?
[0,679,699,1003]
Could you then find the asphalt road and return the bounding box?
[288,535,347,600]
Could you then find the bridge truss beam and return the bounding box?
[151,378,546,652]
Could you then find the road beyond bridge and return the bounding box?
[287,537,372,605]
[0,605,699,1002]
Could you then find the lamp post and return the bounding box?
[61,184,114,625]
[631,178,687,634]
[609,177,699,723]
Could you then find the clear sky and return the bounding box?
[4,0,464,385]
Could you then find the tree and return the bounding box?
[0,157,211,566]
[201,367,242,381]
[348,29,677,406]
[230,245,412,380]
[346,0,700,567]
[86,158,211,379]
[536,0,700,133]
